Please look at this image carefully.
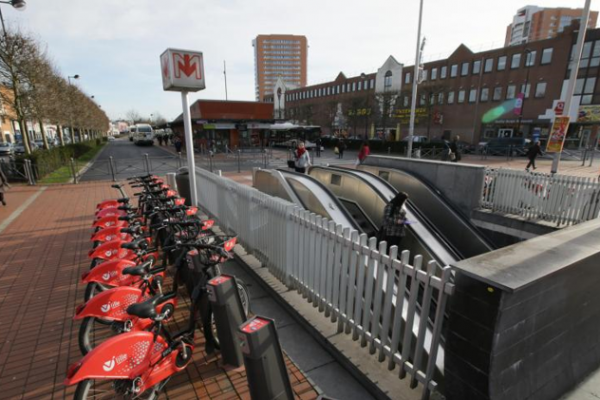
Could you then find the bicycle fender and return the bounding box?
[74,286,144,321]
[96,199,119,210]
[93,215,127,229]
[95,207,127,220]
[64,331,168,386]
[81,259,137,286]
[88,240,134,260]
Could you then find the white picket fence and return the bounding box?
[194,168,454,400]
[482,168,600,226]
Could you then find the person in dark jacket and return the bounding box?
[526,141,543,170]
[379,192,409,249]
[449,136,462,162]
[337,139,346,159]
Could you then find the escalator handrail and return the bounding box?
[277,168,363,233]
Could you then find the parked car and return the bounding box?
[108,136,116,141]
[401,135,429,143]
[13,143,26,155]
[481,137,531,156]
[0,142,13,156]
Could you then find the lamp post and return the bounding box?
[407,0,425,159]
[68,74,79,143]
[361,73,370,140]
[0,0,26,37]
[516,48,532,136]
[276,87,282,120]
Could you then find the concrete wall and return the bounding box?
[363,155,485,218]
[445,218,600,400]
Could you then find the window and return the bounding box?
[438,92,444,104]
[384,71,393,89]
[592,41,600,67]
[580,41,593,68]
[403,96,409,107]
[484,58,493,73]
[429,93,435,105]
[525,51,536,67]
[440,66,447,79]
[480,87,489,101]
[370,79,375,89]
[576,77,596,105]
[511,54,521,69]
[520,83,531,98]
[352,82,356,91]
[431,67,438,80]
[497,56,507,71]
[473,60,481,74]
[541,48,553,64]
[450,64,458,77]
[535,82,547,98]
[405,72,411,84]
[448,91,455,104]
[422,69,428,81]
[461,62,469,76]
[469,89,477,103]
[420,93,426,106]
[357,81,362,91]
[506,84,516,99]
[458,90,465,103]
[493,86,503,101]
[342,85,345,93]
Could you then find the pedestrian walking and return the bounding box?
[157,135,163,146]
[379,192,409,249]
[526,140,543,171]
[338,139,346,159]
[294,142,311,174]
[315,138,322,157]
[174,136,183,153]
[356,141,370,165]
[449,136,462,162]
[0,167,12,206]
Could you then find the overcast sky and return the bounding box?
[5,0,596,121]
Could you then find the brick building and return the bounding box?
[253,34,308,102]
[268,22,599,148]
[505,5,597,47]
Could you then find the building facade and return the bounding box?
[505,5,598,46]
[267,22,600,148]
[253,34,308,102]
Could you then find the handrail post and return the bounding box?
[178,152,183,168]
[209,150,214,172]
[109,156,116,182]
[70,157,78,184]
[237,149,241,173]
[144,153,151,174]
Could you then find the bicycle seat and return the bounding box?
[122,261,152,277]
[121,242,139,250]
[126,296,160,319]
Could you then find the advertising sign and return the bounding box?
[513,93,524,116]
[577,105,600,123]
[160,48,205,92]
[546,116,570,153]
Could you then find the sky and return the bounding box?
[4,0,597,121]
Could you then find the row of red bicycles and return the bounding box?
[64,174,250,399]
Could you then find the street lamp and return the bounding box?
[360,73,370,140]
[276,87,282,120]
[407,0,426,159]
[0,0,26,37]
[68,74,79,143]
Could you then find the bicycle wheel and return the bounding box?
[78,317,126,356]
[74,378,169,400]
[83,282,110,302]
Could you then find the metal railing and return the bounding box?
[482,168,600,226]
[194,167,454,399]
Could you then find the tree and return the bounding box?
[152,112,167,126]
[126,109,142,124]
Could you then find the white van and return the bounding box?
[132,124,154,146]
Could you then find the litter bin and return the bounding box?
[175,167,192,206]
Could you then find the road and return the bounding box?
[80,138,182,181]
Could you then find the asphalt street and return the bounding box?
[80,138,181,181]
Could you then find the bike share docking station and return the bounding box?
[207,274,247,368]
[238,316,294,400]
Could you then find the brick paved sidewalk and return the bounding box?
[0,182,319,400]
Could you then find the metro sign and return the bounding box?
[160,48,205,92]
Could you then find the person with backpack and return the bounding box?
[526,140,543,171]
[294,142,311,173]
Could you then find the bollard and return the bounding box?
[590,149,596,167]
[415,148,421,159]
[144,153,151,174]
[215,170,222,176]
[582,149,588,166]
[209,151,214,172]
[70,158,78,184]
[238,316,294,400]
[108,156,116,182]
[237,150,241,173]
[263,149,268,168]
[388,147,391,155]
[166,172,178,192]
[207,275,247,368]
[178,152,183,168]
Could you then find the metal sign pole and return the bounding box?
[181,91,198,205]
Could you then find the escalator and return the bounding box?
[358,165,495,258]
[308,166,459,266]
[253,169,362,232]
